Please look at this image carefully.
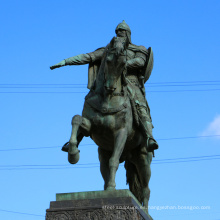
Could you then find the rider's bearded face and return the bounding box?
[116,29,127,37]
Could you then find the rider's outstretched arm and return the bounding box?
[50,54,91,70]
[50,47,105,70]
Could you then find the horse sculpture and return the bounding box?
[62,37,153,209]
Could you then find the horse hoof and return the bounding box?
[68,146,80,164]
[68,151,80,164]
[106,186,116,191]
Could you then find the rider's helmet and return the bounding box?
[115,20,131,43]
[115,20,131,34]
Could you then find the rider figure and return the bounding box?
[50,20,158,153]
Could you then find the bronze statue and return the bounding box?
[50,21,158,212]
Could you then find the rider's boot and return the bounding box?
[144,120,159,152]
[139,116,159,153]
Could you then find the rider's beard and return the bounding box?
[116,36,128,45]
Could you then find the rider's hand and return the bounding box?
[50,60,65,70]
[50,65,58,70]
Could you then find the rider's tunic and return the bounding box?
[65,43,152,124]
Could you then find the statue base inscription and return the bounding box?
[46,189,153,220]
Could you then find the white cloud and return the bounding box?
[202,115,220,138]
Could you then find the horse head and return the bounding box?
[104,37,129,93]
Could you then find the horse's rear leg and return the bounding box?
[135,151,153,209]
[68,115,91,164]
[106,129,127,190]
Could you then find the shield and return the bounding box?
[144,47,154,83]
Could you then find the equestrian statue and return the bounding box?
[50,21,159,212]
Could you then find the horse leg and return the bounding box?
[68,115,91,164]
[98,147,111,190]
[134,150,153,209]
[62,131,84,152]
[106,128,127,190]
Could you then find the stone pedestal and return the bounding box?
[46,189,153,220]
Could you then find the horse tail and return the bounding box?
[124,160,142,204]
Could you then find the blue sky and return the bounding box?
[0,0,220,219]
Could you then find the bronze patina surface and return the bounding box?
[50,21,159,215]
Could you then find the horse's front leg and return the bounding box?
[98,147,111,190]
[68,115,91,164]
[106,128,127,190]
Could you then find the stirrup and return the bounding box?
[61,142,69,152]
